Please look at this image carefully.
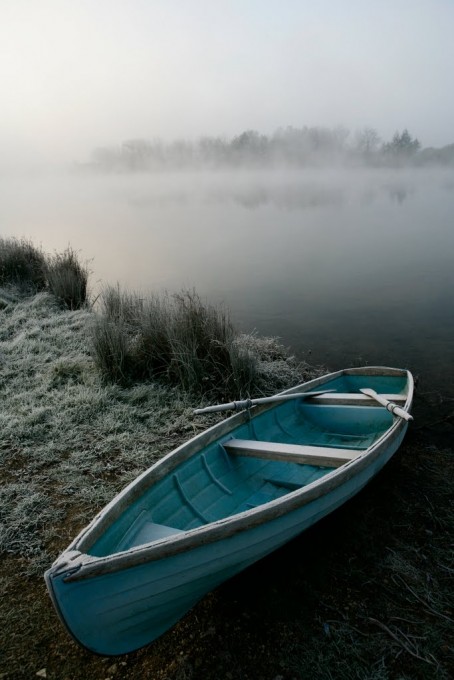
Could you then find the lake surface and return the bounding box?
[2,167,454,433]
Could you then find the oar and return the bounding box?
[194,390,336,415]
[359,388,413,421]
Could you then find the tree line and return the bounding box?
[85,127,454,172]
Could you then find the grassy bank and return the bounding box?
[0,291,452,679]
[91,285,305,398]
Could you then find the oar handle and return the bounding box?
[194,400,252,415]
[194,390,336,415]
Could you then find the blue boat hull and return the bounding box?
[45,366,413,655]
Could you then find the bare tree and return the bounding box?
[354,127,381,155]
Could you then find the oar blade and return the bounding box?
[360,388,413,421]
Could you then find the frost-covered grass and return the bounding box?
[0,292,214,571]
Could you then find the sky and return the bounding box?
[1,0,453,166]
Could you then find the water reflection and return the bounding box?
[120,170,422,210]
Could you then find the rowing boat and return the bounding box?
[44,365,413,656]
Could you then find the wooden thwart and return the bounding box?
[308,393,406,406]
[223,439,359,468]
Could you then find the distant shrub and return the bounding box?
[91,286,264,397]
[45,247,89,309]
[0,237,47,292]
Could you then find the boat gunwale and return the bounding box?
[53,366,413,582]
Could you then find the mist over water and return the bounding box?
[2,166,454,410]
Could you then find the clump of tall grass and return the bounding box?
[0,237,47,292]
[160,290,236,393]
[91,315,131,384]
[0,238,89,309]
[45,247,89,310]
[91,286,288,397]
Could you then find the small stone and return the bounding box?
[107,664,118,674]
[36,671,47,679]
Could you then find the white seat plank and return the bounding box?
[222,439,359,468]
[308,393,406,406]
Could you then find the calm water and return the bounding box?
[2,167,454,431]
